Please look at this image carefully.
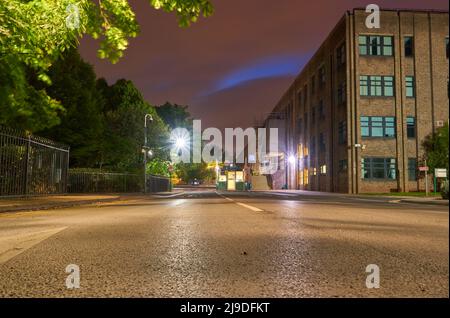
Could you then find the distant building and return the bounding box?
[261,8,449,193]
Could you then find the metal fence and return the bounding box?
[147,175,171,193]
[0,126,70,197]
[68,172,170,193]
[68,171,142,193]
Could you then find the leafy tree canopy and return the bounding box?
[422,123,449,173]
[155,102,192,129]
[0,0,213,131]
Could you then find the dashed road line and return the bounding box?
[216,192,264,212]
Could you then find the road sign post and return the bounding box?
[434,169,448,194]
[419,163,430,196]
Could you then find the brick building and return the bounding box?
[262,8,449,193]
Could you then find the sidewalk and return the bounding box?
[0,194,137,213]
[250,189,449,206]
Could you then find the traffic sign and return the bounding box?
[419,166,429,172]
[435,168,447,178]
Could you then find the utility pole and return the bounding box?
[425,159,429,197]
[144,114,153,194]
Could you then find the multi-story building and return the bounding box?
[263,8,449,193]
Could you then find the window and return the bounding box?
[312,107,316,124]
[359,35,394,56]
[297,118,302,133]
[311,76,316,94]
[360,75,394,97]
[319,133,326,152]
[304,85,308,105]
[404,37,414,57]
[339,159,348,172]
[337,43,346,66]
[310,137,316,156]
[319,67,326,86]
[337,82,346,104]
[319,101,325,119]
[446,37,449,59]
[408,158,417,181]
[320,165,327,175]
[338,121,347,144]
[407,117,416,138]
[298,91,302,106]
[361,158,397,180]
[406,76,415,97]
[303,168,309,185]
[304,113,308,132]
[361,116,396,138]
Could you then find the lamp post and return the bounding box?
[144,114,153,194]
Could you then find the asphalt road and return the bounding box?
[0,189,448,298]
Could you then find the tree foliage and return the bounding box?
[175,162,215,183]
[155,102,192,129]
[30,49,170,172]
[422,123,449,173]
[0,0,213,131]
[147,158,171,177]
[97,78,170,172]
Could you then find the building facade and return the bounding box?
[263,9,449,193]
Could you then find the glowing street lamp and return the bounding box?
[288,155,296,165]
[144,114,153,194]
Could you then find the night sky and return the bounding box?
[79,0,448,130]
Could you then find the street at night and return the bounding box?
[0,188,447,298]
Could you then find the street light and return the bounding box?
[144,114,153,194]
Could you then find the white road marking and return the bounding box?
[216,192,264,212]
[0,227,67,264]
[235,202,264,212]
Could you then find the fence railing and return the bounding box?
[1,126,171,196]
[147,174,171,193]
[0,126,70,197]
[68,172,171,193]
[68,171,142,193]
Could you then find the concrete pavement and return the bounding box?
[0,189,448,298]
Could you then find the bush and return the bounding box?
[441,180,449,200]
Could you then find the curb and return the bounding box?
[399,199,449,206]
[0,197,123,214]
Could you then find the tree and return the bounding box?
[147,158,171,177]
[37,49,105,167]
[422,123,449,173]
[98,79,170,172]
[0,0,213,131]
[175,162,215,184]
[155,102,192,129]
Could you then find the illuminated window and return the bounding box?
[303,168,309,185]
[320,165,327,175]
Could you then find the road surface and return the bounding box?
[0,189,448,297]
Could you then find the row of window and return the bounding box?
[359,35,449,59]
[361,158,417,181]
[298,158,418,181]
[360,75,415,97]
[291,34,448,111]
[360,116,416,139]
[298,116,416,150]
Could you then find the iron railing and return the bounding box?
[68,171,142,193]
[68,172,170,193]
[0,126,70,197]
[147,174,171,193]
